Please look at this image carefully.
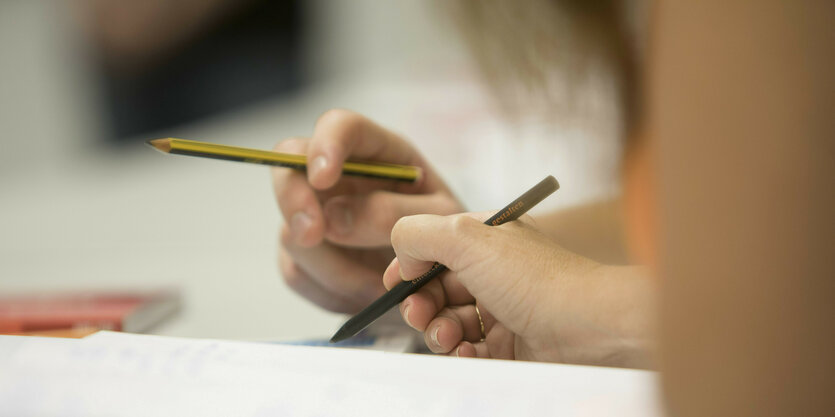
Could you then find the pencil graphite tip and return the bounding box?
[147,138,173,153]
[329,327,351,344]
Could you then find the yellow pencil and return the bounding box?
[147,138,421,183]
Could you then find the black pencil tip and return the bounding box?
[329,326,353,344]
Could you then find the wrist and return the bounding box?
[544,263,657,368]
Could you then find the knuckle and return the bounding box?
[279,258,299,283]
[390,215,417,248]
[273,137,307,153]
[369,195,398,233]
[279,226,295,247]
[278,251,303,289]
[315,108,362,132]
[448,215,492,270]
[450,214,478,235]
[390,217,407,247]
[277,175,303,202]
[275,175,318,219]
[282,270,305,293]
[271,138,308,190]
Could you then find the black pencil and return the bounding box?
[330,175,560,343]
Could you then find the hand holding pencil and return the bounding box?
[271,110,464,313]
[149,109,464,314]
[380,210,653,364]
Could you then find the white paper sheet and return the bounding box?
[0,332,662,417]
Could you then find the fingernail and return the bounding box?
[454,346,460,357]
[290,211,312,241]
[309,155,328,180]
[325,200,353,235]
[430,325,440,347]
[402,303,414,329]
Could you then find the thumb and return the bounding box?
[388,213,546,326]
[389,214,489,277]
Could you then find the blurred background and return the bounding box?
[0,0,621,340]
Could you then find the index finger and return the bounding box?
[306,109,427,190]
[272,137,325,247]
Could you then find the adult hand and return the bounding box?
[383,213,655,367]
[273,110,463,313]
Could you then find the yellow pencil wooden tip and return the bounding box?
[147,138,173,153]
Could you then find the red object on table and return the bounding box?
[0,290,180,334]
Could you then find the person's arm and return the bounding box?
[533,198,630,265]
[649,1,835,416]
